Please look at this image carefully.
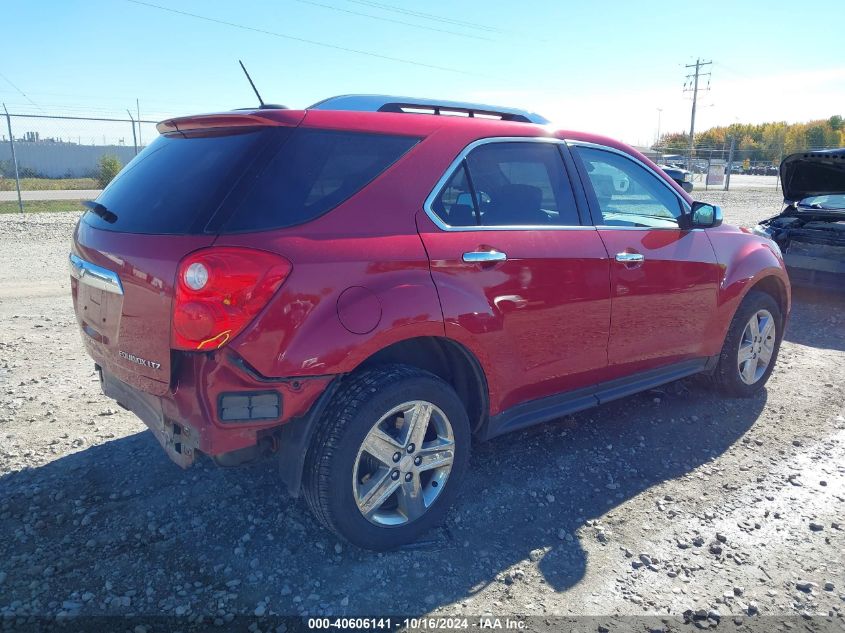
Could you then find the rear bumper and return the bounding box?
[100,367,198,467]
[97,351,332,467]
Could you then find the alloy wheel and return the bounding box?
[352,400,455,526]
[737,309,776,385]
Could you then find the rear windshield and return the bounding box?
[85,129,275,234]
[83,127,419,235]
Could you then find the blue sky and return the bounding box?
[3,0,843,145]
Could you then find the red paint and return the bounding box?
[596,229,720,378]
[415,212,612,414]
[337,286,382,335]
[71,107,790,460]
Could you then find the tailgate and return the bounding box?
[71,220,215,395]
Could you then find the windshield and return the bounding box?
[798,194,845,210]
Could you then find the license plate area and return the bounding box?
[70,253,124,344]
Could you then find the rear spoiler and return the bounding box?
[157,110,306,135]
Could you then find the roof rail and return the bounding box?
[308,94,549,124]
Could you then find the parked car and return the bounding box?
[753,149,845,290]
[70,95,790,550]
[659,164,694,193]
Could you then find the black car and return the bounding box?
[754,149,845,290]
[659,164,694,193]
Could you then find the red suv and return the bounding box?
[70,95,790,549]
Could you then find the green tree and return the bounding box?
[761,122,787,161]
[657,132,689,151]
[806,124,829,149]
[97,154,122,189]
[658,115,845,157]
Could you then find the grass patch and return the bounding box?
[0,200,84,214]
[0,177,99,192]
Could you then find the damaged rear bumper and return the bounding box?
[100,367,198,467]
[96,351,332,469]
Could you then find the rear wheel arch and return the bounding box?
[357,336,489,434]
[277,336,488,498]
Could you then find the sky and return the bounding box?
[2,0,844,146]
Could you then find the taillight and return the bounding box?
[172,247,291,351]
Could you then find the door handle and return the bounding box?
[615,252,644,263]
[463,250,507,263]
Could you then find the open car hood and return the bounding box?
[780,149,845,203]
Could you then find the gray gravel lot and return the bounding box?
[1,190,843,628]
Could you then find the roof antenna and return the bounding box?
[239,60,265,108]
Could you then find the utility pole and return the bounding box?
[2,103,23,214]
[136,98,142,146]
[656,108,663,147]
[683,58,712,171]
[724,136,736,191]
[127,109,138,155]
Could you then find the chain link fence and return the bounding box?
[0,112,159,212]
[649,143,843,192]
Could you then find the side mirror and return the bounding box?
[682,201,723,229]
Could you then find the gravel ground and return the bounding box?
[1,190,844,629]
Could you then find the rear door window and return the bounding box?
[223,129,420,232]
[430,163,479,227]
[430,141,581,228]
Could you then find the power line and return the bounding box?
[0,70,44,113]
[683,58,712,170]
[124,0,477,76]
[293,0,494,41]
[345,0,505,34]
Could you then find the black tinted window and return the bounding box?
[224,129,419,232]
[574,146,683,228]
[85,129,272,234]
[465,142,579,227]
[431,163,478,227]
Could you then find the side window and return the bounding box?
[467,143,579,227]
[224,129,419,232]
[431,163,479,227]
[573,146,683,228]
[430,141,580,228]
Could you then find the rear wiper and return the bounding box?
[83,200,118,224]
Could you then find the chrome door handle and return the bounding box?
[463,250,507,263]
[615,252,644,263]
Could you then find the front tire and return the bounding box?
[713,290,783,397]
[303,365,470,550]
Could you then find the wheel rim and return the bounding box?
[737,309,776,385]
[353,400,455,527]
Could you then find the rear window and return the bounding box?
[83,127,419,235]
[221,129,420,232]
[84,129,275,234]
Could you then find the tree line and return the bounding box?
[657,115,844,163]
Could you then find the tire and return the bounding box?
[303,365,471,550]
[713,290,783,397]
